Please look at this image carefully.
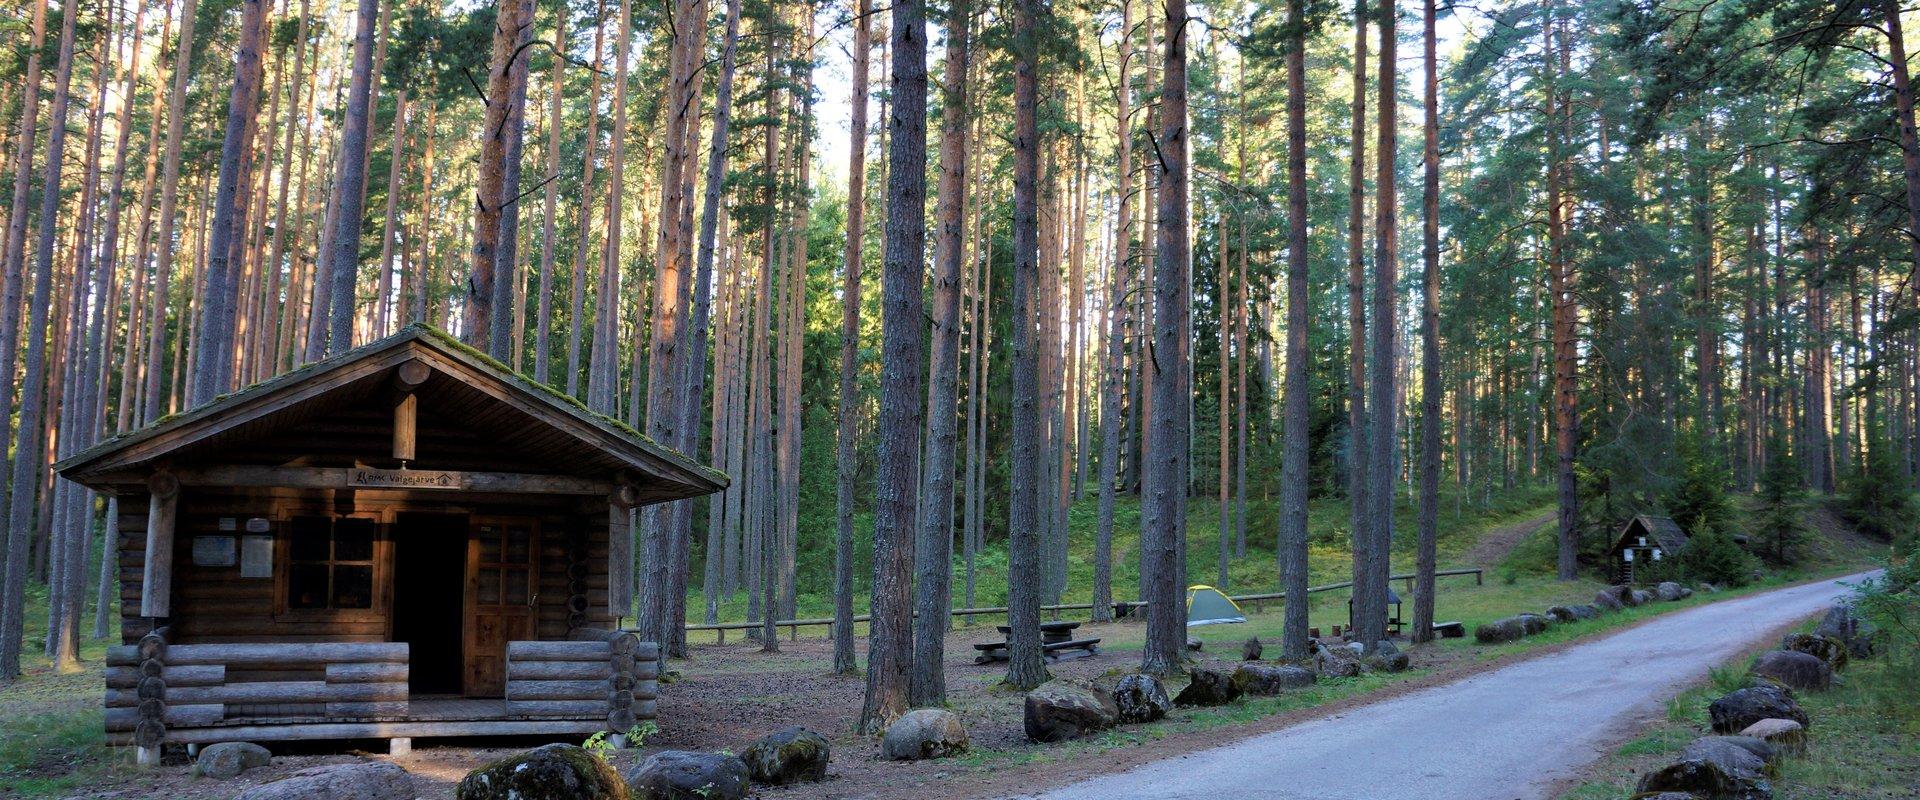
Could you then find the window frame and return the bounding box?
[273,509,391,624]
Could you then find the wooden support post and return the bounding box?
[392,394,418,462]
[388,737,412,756]
[141,471,180,618]
[608,481,640,620]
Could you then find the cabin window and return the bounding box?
[286,516,378,610]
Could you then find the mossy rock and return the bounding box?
[739,726,830,785]
[456,743,629,800]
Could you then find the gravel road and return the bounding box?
[1035,572,1877,800]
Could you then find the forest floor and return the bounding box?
[0,494,1891,799]
[1463,510,1555,567]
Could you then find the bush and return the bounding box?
[1675,526,1760,588]
[1841,433,1919,552]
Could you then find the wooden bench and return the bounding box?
[1432,621,1465,639]
[973,636,1101,664]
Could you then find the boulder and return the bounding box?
[739,726,830,785]
[1313,644,1365,677]
[1779,633,1848,671]
[1231,664,1317,695]
[880,709,969,761]
[1593,587,1626,611]
[1546,606,1577,623]
[1738,718,1807,756]
[1637,794,1705,800]
[1186,638,1205,652]
[1517,613,1551,635]
[1241,637,1264,661]
[1813,605,1878,658]
[1686,735,1779,775]
[1110,674,1172,724]
[1569,604,1602,621]
[1474,617,1527,644]
[624,751,749,800]
[1024,681,1120,742]
[236,762,414,800]
[1709,685,1808,734]
[1365,651,1410,673]
[1174,665,1243,706]
[1656,581,1693,601]
[458,744,629,800]
[1631,589,1655,606]
[1699,582,1719,593]
[1750,650,1832,692]
[194,741,270,779]
[1638,753,1773,800]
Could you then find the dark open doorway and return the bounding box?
[393,512,468,695]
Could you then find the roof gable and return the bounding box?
[56,325,726,503]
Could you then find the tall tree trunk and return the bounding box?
[859,0,929,731]
[475,0,534,360]
[567,0,608,398]
[912,0,971,706]
[1345,0,1373,626]
[694,0,743,641]
[833,0,872,677]
[588,0,632,417]
[1357,0,1400,651]
[0,0,76,679]
[1412,0,1442,645]
[192,0,273,406]
[534,9,566,384]
[1885,1,1920,283]
[144,0,200,410]
[374,92,410,339]
[1094,0,1134,626]
[1545,0,1579,580]
[1004,0,1051,693]
[324,0,381,356]
[1141,0,1191,677]
[1278,0,1313,659]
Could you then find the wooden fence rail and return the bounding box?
[688,567,1485,644]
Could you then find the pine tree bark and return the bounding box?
[534,9,566,384]
[476,0,534,360]
[911,0,970,706]
[587,0,632,417]
[144,0,200,408]
[567,0,608,398]
[1141,0,1192,677]
[859,0,928,731]
[1094,0,1134,626]
[1885,1,1920,288]
[1412,0,1442,645]
[1545,0,1579,580]
[324,0,382,356]
[692,0,743,640]
[0,0,76,679]
[191,0,272,405]
[833,0,872,677]
[1278,0,1313,659]
[1345,0,1373,630]
[1004,0,1051,693]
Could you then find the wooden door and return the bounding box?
[463,517,539,696]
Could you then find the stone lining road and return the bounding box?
[1035,572,1877,800]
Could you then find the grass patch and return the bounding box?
[1558,618,1920,799]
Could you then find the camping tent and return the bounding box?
[1187,585,1247,626]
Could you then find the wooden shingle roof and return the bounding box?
[56,324,727,504]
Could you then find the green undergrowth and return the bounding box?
[690,483,1556,638]
[1560,614,1920,799]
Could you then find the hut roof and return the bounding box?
[1612,515,1689,553]
[56,324,726,504]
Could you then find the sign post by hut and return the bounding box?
[57,325,726,763]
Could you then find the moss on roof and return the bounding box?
[57,323,729,488]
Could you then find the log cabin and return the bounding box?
[54,324,726,764]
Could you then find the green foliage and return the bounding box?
[1752,435,1810,566]
[1665,434,1737,540]
[1674,526,1760,588]
[1841,434,1919,552]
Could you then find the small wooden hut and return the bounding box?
[56,325,725,762]
[1609,515,1689,584]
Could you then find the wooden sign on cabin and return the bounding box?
[346,467,467,490]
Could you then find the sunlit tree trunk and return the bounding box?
[1412,0,1442,645]
[1003,0,1051,693]
[1278,0,1313,659]
[833,0,872,677]
[324,0,381,356]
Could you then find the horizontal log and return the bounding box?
[506,641,610,661]
[168,680,407,705]
[163,465,614,496]
[504,699,608,717]
[165,642,408,665]
[631,662,659,681]
[106,646,140,666]
[107,718,611,746]
[325,662,409,684]
[505,679,612,701]
[507,661,611,681]
[104,704,225,731]
[633,698,656,720]
[632,680,658,702]
[325,701,410,717]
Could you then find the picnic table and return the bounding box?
[973,621,1101,664]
